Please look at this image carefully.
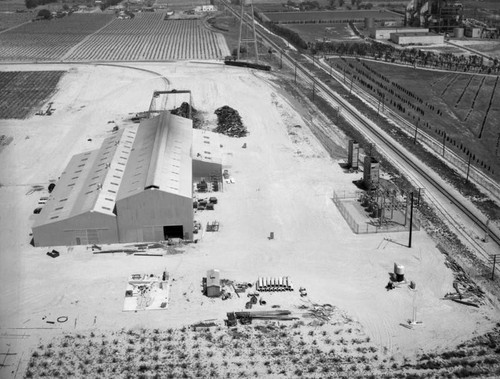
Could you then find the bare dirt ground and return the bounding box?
[0,62,499,378]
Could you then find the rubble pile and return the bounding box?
[170,102,202,128]
[214,105,248,137]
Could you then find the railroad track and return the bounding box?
[221,1,500,254]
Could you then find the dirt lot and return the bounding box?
[282,23,361,43]
[0,62,499,378]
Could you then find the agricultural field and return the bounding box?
[0,11,33,31]
[263,10,403,24]
[65,14,230,61]
[331,58,500,180]
[0,71,65,119]
[0,0,26,12]
[0,14,114,61]
[154,0,209,11]
[23,321,500,378]
[284,23,361,43]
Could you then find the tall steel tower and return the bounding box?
[237,0,259,62]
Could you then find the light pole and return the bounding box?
[414,119,419,144]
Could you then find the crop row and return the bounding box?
[66,16,230,61]
[0,13,229,61]
[0,14,114,61]
[0,71,64,119]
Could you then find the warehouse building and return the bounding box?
[390,32,444,45]
[32,111,214,247]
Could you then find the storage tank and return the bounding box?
[394,263,405,282]
[278,277,284,290]
[454,27,464,38]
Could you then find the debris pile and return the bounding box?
[299,302,352,324]
[226,310,297,326]
[214,105,247,137]
[170,102,202,128]
[442,258,485,308]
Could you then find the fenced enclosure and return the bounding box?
[332,190,420,234]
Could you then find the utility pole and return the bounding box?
[408,192,414,248]
[466,155,472,183]
[442,132,446,157]
[414,119,419,144]
[491,253,499,280]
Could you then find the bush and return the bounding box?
[36,8,52,19]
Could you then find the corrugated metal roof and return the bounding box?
[192,129,222,165]
[33,127,138,227]
[117,112,193,200]
[207,269,220,287]
[33,113,193,229]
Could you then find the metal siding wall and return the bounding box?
[116,190,193,243]
[33,212,118,247]
[192,160,222,180]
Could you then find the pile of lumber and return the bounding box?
[170,102,202,128]
[232,310,297,320]
[214,105,248,137]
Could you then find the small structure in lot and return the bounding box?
[123,271,171,311]
[206,269,221,297]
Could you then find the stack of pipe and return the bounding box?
[256,276,293,292]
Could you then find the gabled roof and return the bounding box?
[192,128,222,166]
[117,112,193,200]
[33,127,138,227]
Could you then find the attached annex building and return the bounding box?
[32,112,222,247]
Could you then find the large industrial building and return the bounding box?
[32,112,222,247]
[370,27,429,40]
[390,32,444,45]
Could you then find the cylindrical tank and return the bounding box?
[278,277,284,290]
[258,277,263,291]
[454,27,464,38]
[365,17,374,29]
[395,264,405,282]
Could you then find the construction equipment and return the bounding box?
[206,221,220,232]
